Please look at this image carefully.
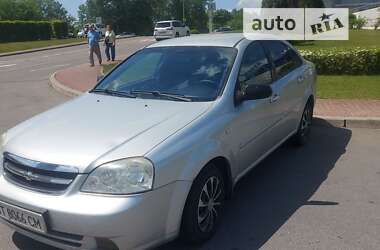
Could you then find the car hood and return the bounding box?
[5,93,212,173]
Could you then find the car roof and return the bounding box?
[156,20,179,23]
[148,33,246,48]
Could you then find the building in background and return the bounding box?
[323,0,380,29]
[353,6,380,29]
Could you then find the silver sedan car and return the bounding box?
[0,34,316,250]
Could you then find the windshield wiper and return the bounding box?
[91,89,136,98]
[130,90,193,102]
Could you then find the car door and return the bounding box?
[261,41,306,137]
[177,21,186,36]
[172,21,181,36]
[232,41,283,175]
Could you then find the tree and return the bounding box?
[78,3,90,26]
[0,0,72,22]
[0,0,42,20]
[213,9,232,28]
[227,9,242,31]
[78,0,209,34]
[352,16,367,29]
[37,0,70,21]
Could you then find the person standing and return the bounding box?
[104,25,116,62]
[88,24,102,67]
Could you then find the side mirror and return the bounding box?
[237,84,272,103]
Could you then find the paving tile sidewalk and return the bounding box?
[51,63,380,119]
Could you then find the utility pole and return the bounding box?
[183,0,185,23]
[207,0,216,33]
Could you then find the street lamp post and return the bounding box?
[207,0,216,33]
[183,0,185,23]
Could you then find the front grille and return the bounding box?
[3,153,78,193]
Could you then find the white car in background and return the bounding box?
[154,20,190,41]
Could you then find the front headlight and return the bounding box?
[81,157,154,195]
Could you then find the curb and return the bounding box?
[314,116,380,129]
[49,72,83,97]
[0,35,137,58]
[49,72,380,130]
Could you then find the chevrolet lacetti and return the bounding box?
[0,34,316,250]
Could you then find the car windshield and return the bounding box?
[156,22,171,28]
[93,46,237,102]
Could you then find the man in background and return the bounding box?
[88,24,102,67]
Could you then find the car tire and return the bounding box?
[175,32,180,37]
[293,98,314,146]
[181,164,226,244]
[186,31,190,36]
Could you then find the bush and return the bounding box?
[51,20,69,39]
[0,21,52,42]
[190,29,200,34]
[300,48,380,75]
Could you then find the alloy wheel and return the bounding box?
[197,176,223,233]
[300,103,313,137]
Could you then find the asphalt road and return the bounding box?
[0,36,155,134]
[1,38,380,250]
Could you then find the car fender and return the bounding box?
[147,112,237,189]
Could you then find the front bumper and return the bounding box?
[0,174,191,250]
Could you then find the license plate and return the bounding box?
[0,201,47,234]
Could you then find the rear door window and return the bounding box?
[156,22,171,28]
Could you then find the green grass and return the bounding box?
[295,30,380,51]
[102,62,119,74]
[317,75,380,99]
[0,38,86,54]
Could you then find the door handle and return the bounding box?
[270,94,280,103]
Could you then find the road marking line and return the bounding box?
[141,39,154,42]
[30,64,70,72]
[0,64,16,68]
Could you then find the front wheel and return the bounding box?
[181,165,225,244]
[293,99,314,146]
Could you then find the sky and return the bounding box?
[58,0,262,18]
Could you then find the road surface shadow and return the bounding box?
[158,124,351,250]
[11,123,351,250]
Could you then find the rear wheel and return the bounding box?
[181,164,225,244]
[293,99,314,146]
[175,32,180,37]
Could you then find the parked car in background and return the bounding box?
[214,26,233,33]
[0,34,316,250]
[95,23,106,37]
[116,32,136,39]
[154,20,190,41]
[77,29,86,38]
